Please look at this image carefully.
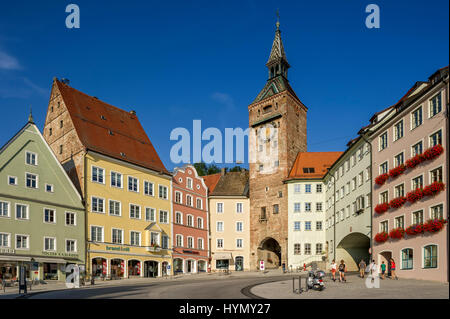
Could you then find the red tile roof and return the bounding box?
[287,151,344,180]
[55,79,169,175]
[202,173,221,193]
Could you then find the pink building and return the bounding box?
[172,165,209,274]
[368,66,448,282]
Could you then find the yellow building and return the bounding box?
[42,79,173,278]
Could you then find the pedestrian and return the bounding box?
[330,260,337,282]
[369,260,378,283]
[338,260,346,283]
[359,259,366,278]
[380,261,386,279]
[390,258,398,280]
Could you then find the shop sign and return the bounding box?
[0,248,15,254]
[182,250,199,255]
[42,251,79,258]
[31,262,39,271]
[106,246,130,252]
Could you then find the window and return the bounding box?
[411,107,423,129]
[16,204,28,220]
[65,212,76,226]
[316,243,323,255]
[346,182,350,194]
[316,184,322,193]
[430,167,443,183]
[44,237,56,251]
[380,191,388,204]
[44,208,56,223]
[429,130,442,147]
[187,215,193,227]
[393,215,404,229]
[26,173,37,188]
[159,185,168,199]
[45,184,54,193]
[161,235,169,249]
[380,220,388,233]
[412,141,423,157]
[423,245,437,268]
[92,167,104,183]
[8,176,17,186]
[236,222,243,232]
[260,207,267,221]
[430,204,444,219]
[316,221,322,231]
[236,202,243,213]
[111,172,122,188]
[0,233,10,247]
[109,200,121,216]
[91,197,104,213]
[379,132,388,150]
[294,184,301,193]
[25,151,37,166]
[412,210,424,225]
[16,235,29,249]
[144,181,154,196]
[150,232,159,246]
[352,177,357,190]
[129,204,141,219]
[316,202,323,212]
[175,212,182,224]
[112,229,123,244]
[294,221,300,231]
[91,226,103,242]
[395,184,405,198]
[380,162,388,174]
[145,207,156,222]
[356,196,365,213]
[175,191,182,203]
[273,204,279,214]
[196,198,202,209]
[305,184,311,193]
[304,244,311,255]
[60,120,63,128]
[305,221,311,231]
[394,120,404,141]
[412,175,423,190]
[429,93,442,117]
[59,145,63,154]
[236,239,243,248]
[0,201,10,217]
[186,177,193,189]
[197,217,203,229]
[176,235,183,247]
[294,244,301,255]
[217,239,224,249]
[401,249,413,270]
[217,203,223,213]
[345,160,350,171]
[187,237,193,248]
[358,146,364,161]
[186,195,193,207]
[305,203,311,212]
[49,128,52,136]
[358,172,364,186]
[217,221,224,232]
[66,239,77,253]
[159,210,169,223]
[128,176,139,192]
[394,152,404,167]
[294,203,301,213]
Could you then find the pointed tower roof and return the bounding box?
[266,20,289,67]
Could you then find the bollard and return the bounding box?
[299,275,302,293]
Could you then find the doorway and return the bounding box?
[235,256,244,271]
[144,261,158,278]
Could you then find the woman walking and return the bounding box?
[338,260,346,283]
[390,258,398,280]
[330,260,337,282]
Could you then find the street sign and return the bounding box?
[260,260,265,271]
[167,265,171,270]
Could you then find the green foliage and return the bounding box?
[193,162,221,176]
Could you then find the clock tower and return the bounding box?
[248,20,308,270]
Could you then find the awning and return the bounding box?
[0,256,31,262]
[34,258,68,264]
[212,253,232,260]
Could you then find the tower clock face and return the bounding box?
[249,123,279,175]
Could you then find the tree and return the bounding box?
[228,166,242,172]
[193,162,221,176]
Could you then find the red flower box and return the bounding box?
[375,173,389,186]
[406,188,424,203]
[374,232,389,243]
[422,182,445,197]
[389,196,407,209]
[389,164,406,178]
[405,224,425,236]
[422,144,444,160]
[389,227,405,239]
[406,154,424,169]
[423,219,447,233]
[374,203,389,214]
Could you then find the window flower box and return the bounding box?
[423,219,447,233]
[388,164,406,178]
[405,154,424,169]
[406,188,424,203]
[389,227,405,239]
[374,232,389,243]
[405,224,425,236]
[375,173,389,186]
[388,196,407,209]
[422,144,444,160]
[374,203,389,214]
[422,182,445,197]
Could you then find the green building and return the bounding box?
[0,115,85,282]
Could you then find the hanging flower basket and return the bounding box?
[375,173,389,186]
[406,188,424,203]
[422,144,444,160]
[423,219,447,233]
[405,224,425,236]
[389,196,407,209]
[422,182,445,197]
[374,232,389,243]
[389,164,406,178]
[389,227,405,239]
[374,203,389,214]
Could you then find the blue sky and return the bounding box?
[0,0,448,171]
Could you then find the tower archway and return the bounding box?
[257,237,282,269]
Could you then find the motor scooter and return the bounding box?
[306,270,325,291]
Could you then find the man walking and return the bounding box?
[359,259,367,278]
[369,260,378,283]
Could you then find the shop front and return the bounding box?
[197,260,207,272]
[173,258,184,274]
[213,252,232,271]
[128,260,141,277]
[144,260,158,278]
[110,259,125,278]
[92,257,108,278]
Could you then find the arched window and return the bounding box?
[423,245,438,268]
[401,248,413,270]
[175,212,182,224]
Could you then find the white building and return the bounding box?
[286,152,343,270]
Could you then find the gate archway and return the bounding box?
[336,232,370,271]
[257,237,281,269]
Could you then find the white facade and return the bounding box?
[287,180,326,269]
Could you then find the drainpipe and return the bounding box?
[84,152,89,278]
[443,77,449,283]
[360,134,373,263]
[329,173,336,262]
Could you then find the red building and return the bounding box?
[172,165,209,273]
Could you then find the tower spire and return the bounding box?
[266,11,290,80]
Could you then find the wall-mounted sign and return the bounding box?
[182,250,199,255]
[42,251,79,258]
[106,246,130,252]
[0,248,15,254]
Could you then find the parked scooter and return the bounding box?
[306,270,325,291]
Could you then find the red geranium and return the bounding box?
[406,154,424,169]
[375,173,389,186]
[422,182,445,197]
[389,196,407,209]
[406,188,424,203]
[389,227,405,239]
[423,219,447,233]
[374,203,389,214]
[405,223,425,235]
[374,232,389,243]
[422,144,444,160]
[389,164,406,178]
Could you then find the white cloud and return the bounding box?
[211,92,235,110]
[0,50,21,70]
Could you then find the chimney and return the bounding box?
[221,168,226,176]
[130,110,136,116]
